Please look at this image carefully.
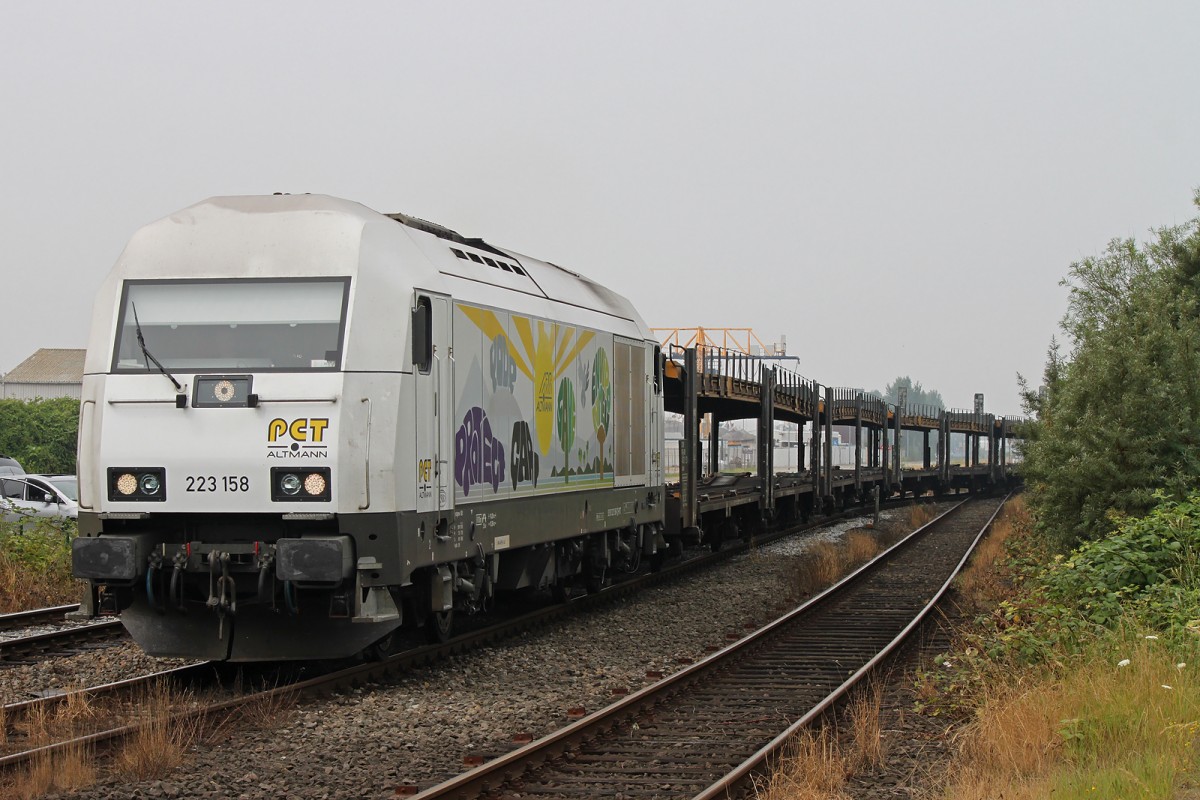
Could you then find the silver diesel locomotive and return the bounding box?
[72,195,666,660]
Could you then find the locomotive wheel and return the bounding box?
[426,609,455,644]
[368,631,396,661]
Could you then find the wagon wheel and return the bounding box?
[585,562,608,594]
[553,578,584,603]
[704,525,723,553]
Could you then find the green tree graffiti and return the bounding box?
[591,348,611,478]
[557,376,576,483]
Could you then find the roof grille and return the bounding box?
[449,248,526,277]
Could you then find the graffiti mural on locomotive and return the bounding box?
[453,302,615,501]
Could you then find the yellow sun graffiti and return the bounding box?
[459,304,595,456]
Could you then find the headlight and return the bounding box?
[271,467,331,502]
[108,468,166,502]
[303,472,327,496]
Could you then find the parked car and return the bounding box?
[0,454,24,477]
[0,474,78,522]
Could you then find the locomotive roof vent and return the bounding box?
[450,247,527,277]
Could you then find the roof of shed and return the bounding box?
[2,348,86,384]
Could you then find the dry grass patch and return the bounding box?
[943,630,1200,799]
[113,681,226,781]
[755,686,887,800]
[790,541,847,597]
[754,727,849,800]
[4,690,98,798]
[9,741,95,799]
[954,497,1029,612]
[0,551,80,612]
[228,683,300,732]
[3,676,300,798]
[908,502,938,530]
[844,531,881,567]
[953,680,1063,780]
[846,680,886,772]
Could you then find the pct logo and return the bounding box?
[267,418,331,459]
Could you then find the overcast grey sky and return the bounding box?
[2,2,1197,415]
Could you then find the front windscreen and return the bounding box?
[112,278,350,372]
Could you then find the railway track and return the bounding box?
[0,662,217,761]
[0,618,126,663]
[0,604,81,632]
[405,494,1009,800]
[0,494,970,781]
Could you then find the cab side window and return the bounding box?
[412,296,433,374]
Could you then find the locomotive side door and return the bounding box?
[413,293,453,517]
[648,344,663,488]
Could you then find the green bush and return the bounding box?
[974,493,1200,667]
[1041,492,1200,634]
[0,515,78,611]
[0,396,80,474]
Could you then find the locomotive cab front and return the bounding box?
[72,196,423,661]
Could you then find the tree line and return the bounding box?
[0,398,79,475]
[1020,191,1200,549]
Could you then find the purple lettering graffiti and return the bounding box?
[455,407,506,495]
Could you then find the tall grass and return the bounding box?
[754,727,849,800]
[113,683,210,781]
[0,517,79,612]
[945,627,1200,799]
[753,683,886,799]
[953,498,1028,612]
[908,502,938,529]
[2,678,300,798]
[845,680,885,772]
[789,530,884,599]
[5,690,97,798]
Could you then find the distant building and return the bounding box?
[0,348,86,401]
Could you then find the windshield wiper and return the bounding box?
[131,303,183,393]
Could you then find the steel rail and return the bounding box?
[695,491,1012,800]
[403,494,1007,799]
[0,661,215,745]
[0,618,125,662]
[0,604,81,631]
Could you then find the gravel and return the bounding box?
[0,641,195,703]
[26,507,948,800]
